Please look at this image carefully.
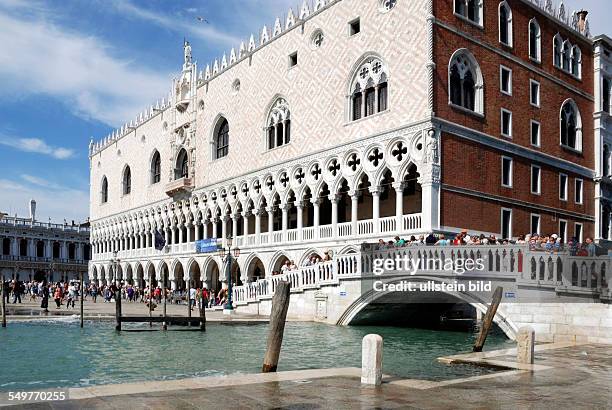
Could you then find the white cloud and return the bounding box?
[0,136,75,159]
[0,176,89,223]
[111,1,242,46]
[0,10,171,127]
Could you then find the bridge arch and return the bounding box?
[336,276,518,340]
[269,251,290,274]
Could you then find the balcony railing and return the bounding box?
[0,254,89,265]
[91,213,423,262]
[0,216,89,233]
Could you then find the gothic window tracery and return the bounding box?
[350,57,388,121]
[267,98,291,149]
[560,100,582,151]
[448,49,483,115]
[214,118,229,159]
[175,149,189,179]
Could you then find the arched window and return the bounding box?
[122,166,131,195]
[151,151,161,184]
[553,35,562,67]
[266,98,291,149]
[101,176,108,203]
[529,19,541,61]
[448,49,483,115]
[571,46,581,78]
[498,1,512,46]
[175,149,189,180]
[562,40,571,71]
[454,0,482,25]
[560,100,582,151]
[349,56,389,121]
[214,118,229,159]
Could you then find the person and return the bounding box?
[53,283,63,309]
[568,237,579,256]
[201,286,209,309]
[585,237,597,256]
[40,280,49,312]
[435,234,450,246]
[91,283,98,303]
[127,285,135,302]
[425,233,437,245]
[189,285,196,311]
[66,282,76,308]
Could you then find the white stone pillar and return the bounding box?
[420,175,440,233]
[164,229,170,246]
[296,203,304,240]
[517,326,535,364]
[232,215,238,239]
[186,223,192,243]
[255,210,262,244]
[394,182,404,233]
[361,334,383,385]
[242,212,249,238]
[267,207,274,235]
[212,219,218,239]
[202,221,209,239]
[370,188,380,234]
[178,225,184,244]
[195,223,201,241]
[330,195,338,239]
[312,199,320,239]
[221,216,228,244]
[281,204,288,241]
[351,193,359,236]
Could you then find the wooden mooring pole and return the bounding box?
[262,280,291,373]
[1,275,6,328]
[149,273,153,328]
[80,273,84,328]
[473,286,503,352]
[199,294,206,331]
[163,285,167,331]
[187,281,191,327]
[115,290,122,331]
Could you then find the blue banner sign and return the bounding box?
[196,238,220,254]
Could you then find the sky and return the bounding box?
[0,0,609,223]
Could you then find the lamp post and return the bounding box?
[218,235,240,312]
[110,250,121,287]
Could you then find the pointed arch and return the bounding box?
[150,149,161,184]
[498,1,512,47]
[448,48,484,115]
[122,165,132,195]
[265,96,291,149]
[212,115,229,160]
[101,176,108,204]
[174,148,189,180]
[348,53,389,121]
[560,99,582,151]
[528,18,541,62]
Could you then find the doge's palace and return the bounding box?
[89,0,437,291]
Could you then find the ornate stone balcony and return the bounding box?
[165,177,193,197]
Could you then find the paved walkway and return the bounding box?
[4,343,611,409]
[3,299,266,322]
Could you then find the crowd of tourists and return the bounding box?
[1,278,229,311]
[375,230,601,256]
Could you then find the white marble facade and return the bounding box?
[88,0,438,288]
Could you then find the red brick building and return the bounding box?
[433,0,595,241]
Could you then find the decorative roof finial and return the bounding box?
[183,39,192,68]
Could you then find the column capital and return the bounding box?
[369,186,382,196]
[310,197,322,206]
[241,210,250,218]
[295,201,304,209]
[328,194,340,204]
[392,182,404,191]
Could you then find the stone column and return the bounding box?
[351,192,359,236]
[221,216,228,245]
[212,219,218,239]
[267,207,274,236]
[178,224,184,244]
[330,195,339,239]
[370,187,380,234]
[361,90,367,118]
[195,222,201,241]
[186,223,192,243]
[164,229,170,246]
[202,221,209,239]
[311,198,320,239]
[255,210,262,244]
[242,211,249,238]
[45,240,52,259]
[419,165,441,233]
[281,204,288,241]
[393,182,404,233]
[296,202,304,240]
[232,215,238,239]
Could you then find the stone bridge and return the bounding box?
[232,245,612,343]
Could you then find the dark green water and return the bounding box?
[0,319,511,391]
